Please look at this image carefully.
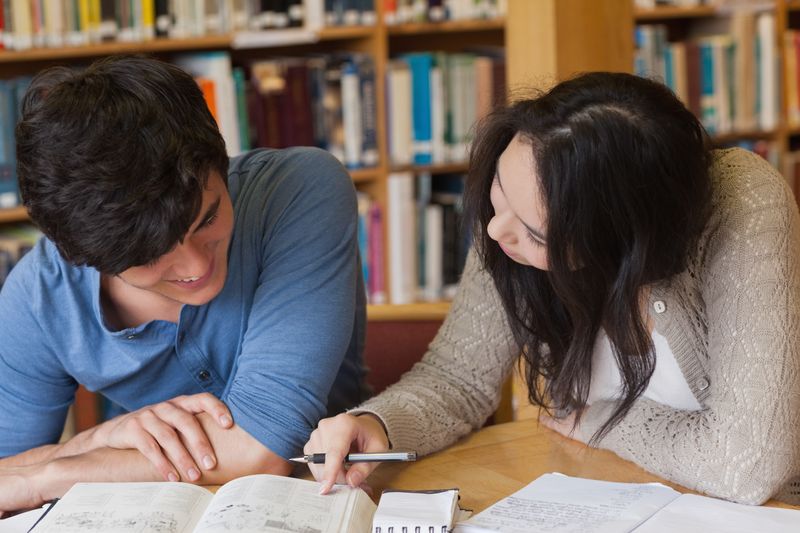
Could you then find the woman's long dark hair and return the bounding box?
[464,72,712,443]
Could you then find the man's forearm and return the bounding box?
[12,414,291,510]
[0,423,109,468]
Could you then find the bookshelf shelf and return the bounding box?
[367,301,450,321]
[633,6,718,21]
[350,167,380,183]
[387,18,504,35]
[317,25,377,40]
[788,0,800,12]
[711,129,779,144]
[0,207,29,223]
[0,36,232,63]
[391,162,469,174]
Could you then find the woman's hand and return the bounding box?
[539,410,579,440]
[85,393,233,483]
[305,413,390,495]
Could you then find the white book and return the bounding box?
[342,61,363,169]
[423,203,444,302]
[11,0,33,51]
[388,172,417,305]
[174,53,242,156]
[387,62,413,166]
[757,12,778,131]
[455,473,800,533]
[430,65,447,164]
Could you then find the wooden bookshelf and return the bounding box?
[633,5,717,21]
[0,0,634,309]
[390,162,470,175]
[367,301,451,321]
[788,0,800,13]
[0,206,29,223]
[387,18,505,35]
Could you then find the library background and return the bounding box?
[0,0,794,435]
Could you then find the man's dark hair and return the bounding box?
[15,55,229,275]
[464,72,712,443]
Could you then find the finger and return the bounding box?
[151,403,218,471]
[171,393,232,428]
[131,430,180,482]
[344,435,386,488]
[137,412,202,482]
[314,418,357,495]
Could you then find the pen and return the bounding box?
[289,451,417,464]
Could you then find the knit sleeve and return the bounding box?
[353,248,520,455]
[578,150,800,505]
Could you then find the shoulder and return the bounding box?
[227,147,352,201]
[709,148,794,215]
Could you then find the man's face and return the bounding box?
[115,171,234,307]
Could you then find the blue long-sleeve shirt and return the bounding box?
[0,147,367,459]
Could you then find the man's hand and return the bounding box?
[83,393,233,482]
[0,466,44,518]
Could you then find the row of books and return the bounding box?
[784,30,800,129]
[0,0,376,51]
[383,0,505,25]
[386,172,468,305]
[387,49,504,167]
[634,11,779,136]
[0,224,41,289]
[633,0,707,8]
[0,77,30,209]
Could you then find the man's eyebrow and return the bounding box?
[495,167,548,242]
[191,197,221,234]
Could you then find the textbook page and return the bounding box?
[33,482,213,533]
[0,505,49,533]
[634,493,800,533]
[193,474,375,533]
[454,473,680,533]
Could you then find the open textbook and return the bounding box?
[454,473,800,533]
[30,474,460,533]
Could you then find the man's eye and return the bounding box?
[205,214,218,226]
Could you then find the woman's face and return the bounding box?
[487,133,549,270]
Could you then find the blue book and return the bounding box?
[0,80,19,208]
[403,53,434,165]
[699,40,717,135]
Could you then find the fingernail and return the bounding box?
[168,472,179,482]
[349,471,362,487]
[219,415,232,426]
[203,455,215,469]
[318,480,332,495]
[188,468,200,481]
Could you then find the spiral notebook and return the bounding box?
[372,488,462,533]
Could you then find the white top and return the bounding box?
[587,329,703,411]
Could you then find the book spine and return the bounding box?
[405,53,433,165]
[359,55,379,167]
[388,171,416,304]
[368,202,385,304]
[341,59,363,169]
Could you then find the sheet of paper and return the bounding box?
[193,474,368,533]
[0,506,48,533]
[454,473,680,533]
[33,482,213,533]
[634,493,800,533]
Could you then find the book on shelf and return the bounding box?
[30,475,461,533]
[387,171,468,304]
[357,191,386,304]
[0,223,42,289]
[634,10,777,137]
[454,472,800,533]
[385,49,505,167]
[0,0,373,51]
[383,0,505,25]
[0,76,30,210]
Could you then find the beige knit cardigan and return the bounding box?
[356,148,800,505]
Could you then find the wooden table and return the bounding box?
[355,419,798,513]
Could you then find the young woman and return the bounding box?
[305,72,800,505]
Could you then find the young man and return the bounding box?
[0,55,367,512]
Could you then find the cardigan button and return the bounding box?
[653,300,667,314]
[697,377,710,391]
